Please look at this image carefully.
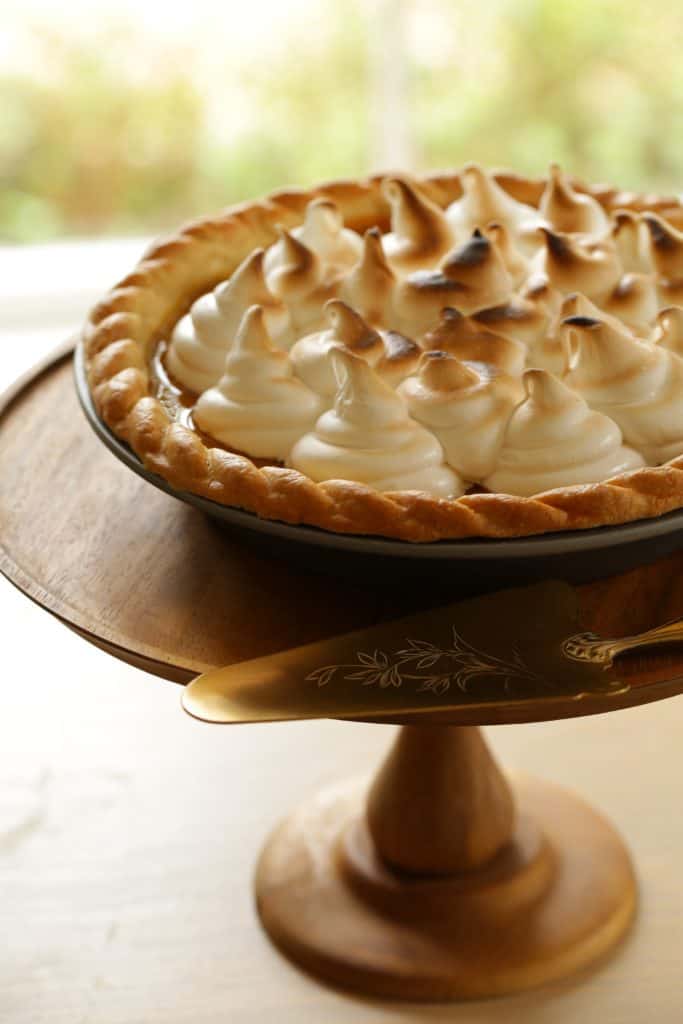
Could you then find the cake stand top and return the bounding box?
[2,343,683,725]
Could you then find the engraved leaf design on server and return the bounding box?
[306,626,544,696]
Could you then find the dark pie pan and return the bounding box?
[75,343,683,590]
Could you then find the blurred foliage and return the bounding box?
[2,0,683,242]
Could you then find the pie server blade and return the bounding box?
[181,580,683,724]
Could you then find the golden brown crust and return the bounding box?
[82,168,683,542]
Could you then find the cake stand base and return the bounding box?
[255,727,636,1001]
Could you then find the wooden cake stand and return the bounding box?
[3,344,683,1002]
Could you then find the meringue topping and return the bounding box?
[263,228,339,334]
[400,350,523,479]
[423,307,527,376]
[534,228,622,300]
[290,299,385,397]
[289,348,463,496]
[642,213,683,282]
[340,227,395,326]
[166,249,290,394]
[653,306,683,357]
[438,229,513,314]
[162,164,683,497]
[484,369,644,496]
[446,163,543,246]
[381,177,453,272]
[193,305,322,460]
[601,273,658,332]
[539,163,609,237]
[564,314,683,462]
[296,198,363,275]
[483,222,529,287]
[612,210,649,273]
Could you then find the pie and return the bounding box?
[82,164,683,541]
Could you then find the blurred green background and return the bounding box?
[3,0,683,243]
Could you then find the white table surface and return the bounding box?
[2,242,683,1023]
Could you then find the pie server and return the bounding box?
[181,580,683,724]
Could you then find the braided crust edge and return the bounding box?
[82,168,683,542]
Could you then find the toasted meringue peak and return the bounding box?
[340,227,395,326]
[601,273,658,332]
[289,348,464,497]
[264,228,324,299]
[166,250,291,393]
[612,210,649,273]
[381,177,453,272]
[483,221,529,287]
[297,198,363,275]
[193,305,322,460]
[376,330,422,387]
[653,306,683,356]
[539,163,609,236]
[399,351,523,479]
[446,163,543,245]
[564,314,683,461]
[290,299,384,397]
[416,348,481,391]
[263,227,340,334]
[473,295,551,349]
[438,229,513,314]
[534,227,622,300]
[642,213,683,282]
[423,307,526,376]
[484,369,644,496]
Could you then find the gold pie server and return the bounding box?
[182,580,683,724]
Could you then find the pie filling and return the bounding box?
[157,163,683,499]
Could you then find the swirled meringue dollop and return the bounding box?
[446,164,544,247]
[533,228,622,300]
[263,228,340,334]
[392,227,515,338]
[289,348,463,496]
[564,314,683,463]
[193,305,322,460]
[399,350,523,479]
[539,164,609,237]
[290,299,385,397]
[341,228,396,326]
[166,249,290,393]
[423,308,527,376]
[484,369,644,496]
[381,177,453,273]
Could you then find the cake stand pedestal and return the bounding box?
[2,345,683,1001]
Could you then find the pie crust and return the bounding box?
[82,168,683,542]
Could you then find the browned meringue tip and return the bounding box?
[360,226,395,271]
[215,246,268,306]
[642,211,683,254]
[536,225,572,260]
[613,209,641,229]
[442,229,492,271]
[418,349,480,390]
[562,314,602,330]
[306,196,342,219]
[323,298,382,352]
[523,367,572,406]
